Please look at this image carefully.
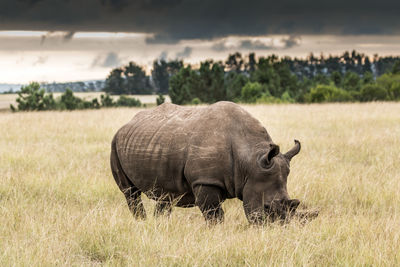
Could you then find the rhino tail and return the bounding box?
[110,135,146,219]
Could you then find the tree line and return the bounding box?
[9,50,400,112]
[104,50,400,104]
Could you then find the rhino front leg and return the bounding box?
[193,185,225,223]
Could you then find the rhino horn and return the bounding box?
[284,140,301,161]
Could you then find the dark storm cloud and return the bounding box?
[211,37,301,52]
[91,52,122,68]
[175,46,192,59]
[39,31,75,45]
[281,36,301,49]
[158,51,168,60]
[1,0,400,42]
[211,39,274,52]
[211,41,230,52]
[239,40,274,50]
[63,31,75,42]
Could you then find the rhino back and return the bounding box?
[115,103,194,195]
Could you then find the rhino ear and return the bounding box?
[259,144,280,169]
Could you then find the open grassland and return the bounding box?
[0,93,171,110]
[1,103,400,266]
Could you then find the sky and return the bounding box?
[1,0,400,83]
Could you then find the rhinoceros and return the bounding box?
[111,101,303,224]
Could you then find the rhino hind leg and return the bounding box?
[123,186,146,219]
[154,201,172,217]
[111,137,146,219]
[193,185,225,223]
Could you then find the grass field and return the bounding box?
[1,103,399,266]
[0,93,171,111]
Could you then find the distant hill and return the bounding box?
[0,80,105,93]
[41,80,105,93]
[0,84,23,93]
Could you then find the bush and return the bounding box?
[256,94,283,104]
[359,84,388,101]
[79,99,100,109]
[241,82,263,103]
[191,98,201,105]
[389,82,400,100]
[10,84,142,112]
[11,82,57,111]
[100,94,114,107]
[156,94,165,106]
[308,84,352,103]
[59,89,82,110]
[115,95,141,107]
[343,71,361,92]
[392,61,400,74]
[377,74,400,100]
[281,91,295,103]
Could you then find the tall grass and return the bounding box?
[1,103,399,266]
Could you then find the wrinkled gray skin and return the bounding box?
[111,101,302,224]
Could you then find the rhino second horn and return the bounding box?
[284,140,301,161]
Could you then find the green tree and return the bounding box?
[104,68,126,94]
[392,61,400,74]
[169,66,196,105]
[197,61,226,103]
[251,57,281,97]
[273,62,299,98]
[331,71,342,87]
[104,62,153,95]
[152,60,183,94]
[247,53,257,73]
[362,72,374,84]
[11,82,56,111]
[363,56,372,73]
[313,73,330,85]
[152,59,169,94]
[241,82,263,103]
[225,72,249,101]
[124,62,152,94]
[225,52,244,73]
[343,71,361,92]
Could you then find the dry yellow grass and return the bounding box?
[1,103,399,266]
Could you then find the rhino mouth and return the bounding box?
[263,199,301,222]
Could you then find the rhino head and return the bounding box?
[243,140,301,224]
